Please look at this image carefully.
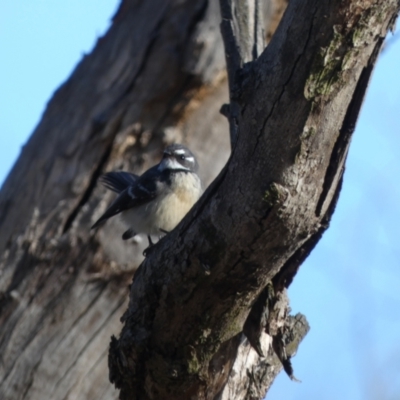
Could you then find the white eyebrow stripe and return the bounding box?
[185,156,194,163]
[174,149,186,155]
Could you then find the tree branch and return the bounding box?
[219,0,266,147]
[218,313,309,399]
[0,2,294,399]
[109,1,400,399]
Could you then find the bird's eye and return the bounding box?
[180,155,186,160]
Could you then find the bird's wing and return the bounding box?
[100,171,139,193]
[91,166,163,229]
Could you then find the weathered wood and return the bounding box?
[0,1,231,399]
[1,0,397,398]
[108,0,399,399]
[218,313,309,400]
[219,0,267,146]
[0,1,298,399]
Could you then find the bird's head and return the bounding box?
[158,144,199,173]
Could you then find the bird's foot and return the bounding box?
[143,235,155,257]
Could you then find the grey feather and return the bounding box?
[100,171,139,193]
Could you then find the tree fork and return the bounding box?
[0,1,290,399]
[109,0,399,399]
[0,0,398,399]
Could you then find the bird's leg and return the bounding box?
[143,233,168,257]
[143,235,154,257]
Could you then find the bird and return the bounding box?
[91,144,202,246]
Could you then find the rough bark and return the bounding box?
[108,0,399,399]
[0,1,294,399]
[0,0,397,400]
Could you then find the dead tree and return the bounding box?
[0,0,398,399]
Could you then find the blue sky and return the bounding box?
[1,2,400,399]
[0,1,118,184]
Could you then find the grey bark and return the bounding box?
[109,0,399,399]
[0,1,292,399]
[0,0,397,400]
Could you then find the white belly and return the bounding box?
[121,173,202,235]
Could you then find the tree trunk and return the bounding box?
[0,1,286,399]
[0,0,397,400]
